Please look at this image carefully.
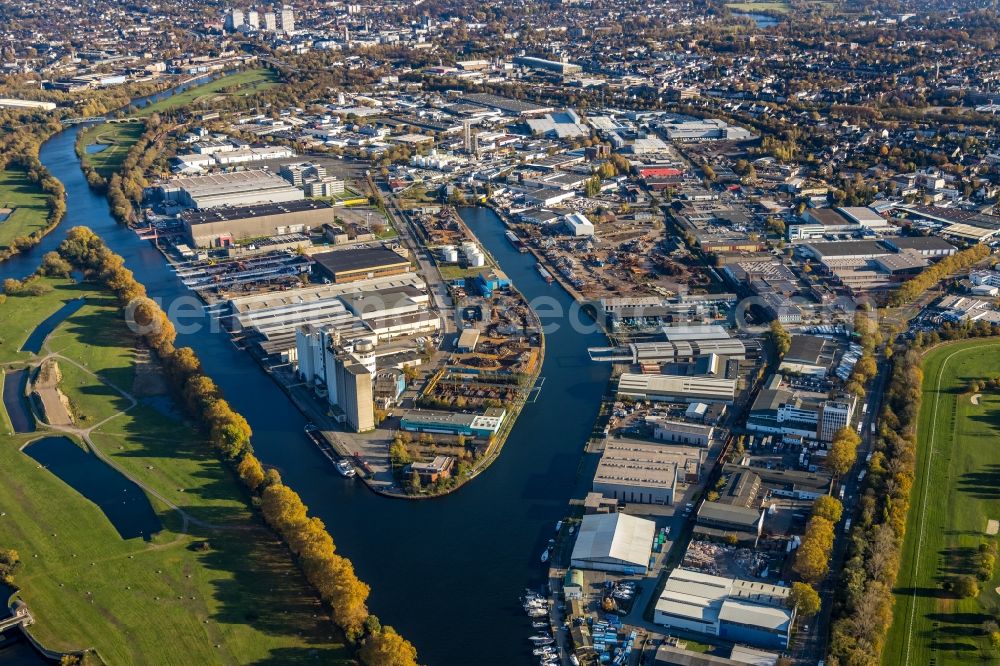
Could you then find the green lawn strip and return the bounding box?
[883,340,1000,665]
[133,68,279,118]
[0,287,351,663]
[725,1,790,12]
[78,122,146,179]
[0,278,91,365]
[0,167,51,250]
[90,405,254,528]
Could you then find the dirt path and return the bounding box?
[23,343,247,534]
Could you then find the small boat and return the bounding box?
[335,460,356,478]
[527,610,547,618]
[528,634,553,644]
[533,646,555,656]
[555,520,563,533]
[540,549,549,563]
[532,621,548,629]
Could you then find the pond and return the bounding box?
[23,437,161,541]
[83,144,109,154]
[19,299,86,354]
[734,12,780,27]
[2,370,34,434]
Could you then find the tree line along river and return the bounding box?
[0,118,611,664]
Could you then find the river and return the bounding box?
[0,124,612,663]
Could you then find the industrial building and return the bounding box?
[570,513,657,574]
[746,378,856,443]
[311,247,412,284]
[693,502,764,547]
[233,274,423,358]
[650,419,715,447]
[513,55,583,75]
[593,438,703,505]
[181,199,334,247]
[563,212,595,236]
[294,324,376,433]
[659,118,753,142]
[617,374,737,404]
[340,285,440,341]
[157,170,304,209]
[591,339,746,364]
[0,98,57,111]
[654,569,794,649]
[777,335,838,378]
[399,408,506,439]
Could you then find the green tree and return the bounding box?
[812,495,844,524]
[770,320,791,358]
[788,582,821,618]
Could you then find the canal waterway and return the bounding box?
[0,122,611,663]
[23,437,162,541]
[19,299,85,354]
[2,370,34,435]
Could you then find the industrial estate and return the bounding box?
[2,1,1000,665]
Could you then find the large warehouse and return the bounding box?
[311,247,412,284]
[182,200,335,247]
[654,568,794,650]
[593,438,703,505]
[617,374,737,404]
[158,170,304,209]
[570,513,657,574]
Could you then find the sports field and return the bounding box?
[884,340,1000,665]
[0,277,350,664]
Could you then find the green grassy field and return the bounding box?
[78,123,146,179]
[725,1,790,14]
[0,278,89,365]
[884,340,1000,665]
[134,68,280,118]
[0,168,51,249]
[0,278,350,664]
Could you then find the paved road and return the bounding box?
[371,177,456,336]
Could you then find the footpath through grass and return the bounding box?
[884,340,1000,665]
[0,168,51,250]
[78,123,146,179]
[0,276,350,664]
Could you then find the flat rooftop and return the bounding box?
[182,199,333,225]
[312,247,411,274]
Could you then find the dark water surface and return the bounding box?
[2,370,34,434]
[23,437,162,541]
[19,299,85,354]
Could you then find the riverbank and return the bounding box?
[483,203,597,308]
[0,273,350,664]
